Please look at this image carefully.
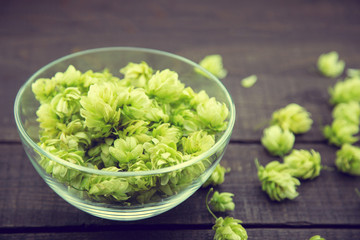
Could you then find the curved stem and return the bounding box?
[206,187,218,220]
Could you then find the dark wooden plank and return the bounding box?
[1,228,360,240]
[1,143,359,228]
[2,0,360,142]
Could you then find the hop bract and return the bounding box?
[271,103,313,134]
[335,144,360,176]
[261,125,295,157]
[284,149,322,180]
[317,51,345,78]
[213,217,248,240]
[256,160,300,201]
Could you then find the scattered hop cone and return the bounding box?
[209,191,235,212]
[271,103,313,134]
[256,160,300,201]
[203,164,230,187]
[213,217,248,240]
[261,125,295,157]
[332,101,360,125]
[317,51,345,78]
[329,76,360,104]
[323,119,359,147]
[335,144,360,176]
[198,54,227,79]
[309,235,326,240]
[284,149,322,180]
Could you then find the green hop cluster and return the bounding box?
[198,54,228,79]
[317,51,345,78]
[32,62,230,205]
[284,149,322,180]
[261,125,295,157]
[203,164,231,187]
[209,191,235,212]
[309,235,326,240]
[255,160,300,201]
[271,103,313,134]
[335,144,360,176]
[213,217,248,240]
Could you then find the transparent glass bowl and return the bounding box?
[14,47,235,221]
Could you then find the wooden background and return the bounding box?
[1,0,360,239]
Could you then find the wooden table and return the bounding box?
[1,0,360,239]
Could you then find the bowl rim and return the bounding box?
[14,46,236,177]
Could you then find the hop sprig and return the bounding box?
[261,125,295,157]
[206,188,247,240]
[271,103,313,134]
[317,51,345,78]
[255,159,300,201]
[335,144,360,176]
[284,149,322,180]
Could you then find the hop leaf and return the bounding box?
[197,97,229,131]
[120,61,153,88]
[309,235,326,240]
[335,144,360,176]
[323,119,359,147]
[203,164,230,187]
[209,191,235,212]
[329,76,360,104]
[271,103,313,134]
[284,149,322,180]
[317,51,345,78]
[261,125,295,157]
[256,160,300,201]
[147,69,184,103]
[332,101,360,125]
[213,217,248,240]
[198,54,228,79]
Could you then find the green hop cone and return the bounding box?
[213,217,248,240]
[255,160,300,201]
[329,76,360,104]
[261,125,295,157]
[197,97,229,132]
[309,235,326,240]
[203,164,231,187]
[323,119,359,147]
[335,144,360,176]
[317,51,345,78]
[332,101,360,125]
[120,61,153,88]
[198,54,227,79]
[284,149,322,180]
[147,69,184,103]
[209,191,235,212]
[271,103,313,134]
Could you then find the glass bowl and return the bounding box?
[14,47,235,221]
